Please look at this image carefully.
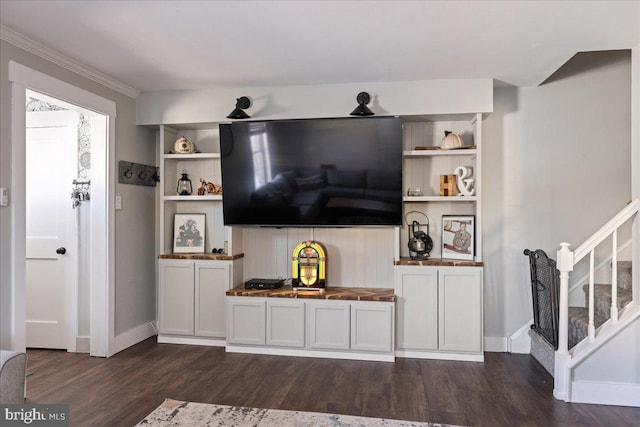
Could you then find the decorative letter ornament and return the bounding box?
[454,166,475,196]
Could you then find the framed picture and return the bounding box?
[173,213,205,253]
[441,215,475,260]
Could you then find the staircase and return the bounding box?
[528,199,640,406]
[567,261,633,348]
[529,261,633,374]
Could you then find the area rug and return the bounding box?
[136,398,459,427]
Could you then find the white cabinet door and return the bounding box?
[158,260,195,335]
[266,300,305,348]
[226,297,266,345]
[438,267,483,353]
[195,262,230,338]
[395,266,438,350]
[351,302,394,353]
[307,301,350,350]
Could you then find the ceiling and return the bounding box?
[1,1,639,95]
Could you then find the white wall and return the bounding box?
[137,79,493,125]
[0,39,157,350]
[483,50,632,340]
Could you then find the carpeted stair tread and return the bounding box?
[616,260,632,290]
[582,284,633,319]
[568,307,607,348]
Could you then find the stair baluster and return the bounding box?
[611,230,618,324]
[588,250,595,342]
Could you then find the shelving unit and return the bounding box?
[401,113,482,261]
[156,124,243,347]
[151,113,485,359]
[157,124,241,256]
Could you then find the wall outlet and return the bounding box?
[115,194,122,210]
[0,187,8,206]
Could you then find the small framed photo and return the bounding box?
[442,215,475,260]
[173,213,205,253]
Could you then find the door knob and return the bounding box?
[56,247,66,255]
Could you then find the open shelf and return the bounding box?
[164,153,220,160]
[164,195,222,201]
[403,196,478,202]
[403,149,476,157]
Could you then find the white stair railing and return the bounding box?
[554,199,639,401]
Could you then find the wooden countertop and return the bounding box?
[394,257,483,267]
[159,253,244,261]
[226,285,395,302]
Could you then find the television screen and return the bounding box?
[219,116,403,227]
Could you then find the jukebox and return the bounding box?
[291,240,327,291]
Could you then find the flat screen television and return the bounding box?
[219,116,403,227]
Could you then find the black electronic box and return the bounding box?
[244,278,284,290]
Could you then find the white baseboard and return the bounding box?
[508,319,533,354]
[114,321,157,354]
[484,336,508,352]
[75,336,90,353]
[571,380,640,407]
[158,335,226,347]
[226,345,395,362]
[395,350,484,362]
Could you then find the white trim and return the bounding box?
[395,350,484,362]
[9,62,116,117]
[75,336,90,353]
[157,336,226,347]
[632,44,639,201]
[8,61,116,358]
[10,82,27,353]
[1,25,140,99]
[226,345,396,363]
[484,336,508,353]
[571,381,640,407]
[508,319,533,354]
[114,322,158,354]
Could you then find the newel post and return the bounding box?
[554,242,574,401]
[556,242,574,355]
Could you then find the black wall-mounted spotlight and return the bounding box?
[227,96,252,119]
[350,92,374,116]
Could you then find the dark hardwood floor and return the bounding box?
[25,338,639,426]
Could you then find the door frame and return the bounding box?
[8,61,116,357]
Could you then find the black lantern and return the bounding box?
[176,170,192,195]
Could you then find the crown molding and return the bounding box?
[1,24,140,99]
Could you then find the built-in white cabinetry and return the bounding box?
[158,260,194,336]
[394,264,483,361]
[394,267,438,350]
[307,301,351,350]
[438,267,483,353]
[226,296,395,362]
[350,302,394,353]
[156,124,242,261]
[401,113,482,261]
[158,258,241,346]
[266,299,305,348]
[226,297,266,346]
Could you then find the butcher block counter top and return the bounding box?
[394,257,483,267]
[159,253,244,261]
[226,285,395,302]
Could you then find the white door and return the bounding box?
[25,110,78,349]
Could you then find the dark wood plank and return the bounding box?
[24,338,640,426]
